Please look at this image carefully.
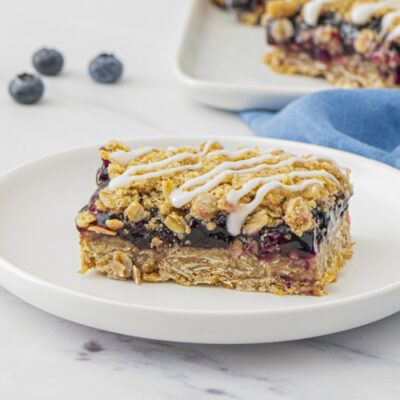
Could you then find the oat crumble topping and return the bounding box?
[76,140,353,236]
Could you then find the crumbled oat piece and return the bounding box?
[160,182,174,215]
[230,239,243,259]
[224,281,235,289]
[267,0,299,18]
[143,197,153,210]
[76,210,97,228]
[260,12,269,27]
[114,250,133,268]
[354,29,379,54]
[88,226,117,236]
[282,174,294,186]
[284,197,315,236]
[164,212,189,234]
[102,140,130,153]
[270,18,295,42]
[106,219,124,230]
[206,221,217,231]
[95,199,107,212]
[243,210,271,235]
[313,26,338,45]
[125,201,145,223]
[99,188,132,212]
[162,180,175,200]
[107,163,126,180]
[238,11,260,25]
[151,237,163,248]
[108,251,133,279]
[190,193,219,221]
[132,265,142,284]
[109,260,126,278]
[159,203,172,216]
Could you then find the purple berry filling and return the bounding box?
[78,160,349,261]
[267,11,400,80]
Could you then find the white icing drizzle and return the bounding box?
[108,152,200,189]
[296,0,400,38]
[381,9,400,34]
[351,0,400,25]
[226,179,323,236]
[111,163,203,186]
[170,163,275,208]
[225,170,337,235]
[108,140,215,189]
[204,148,258,158]
[110,141,213,168]
[106,142,342,236]
[174,154,277,190]
[169,156,336,208]
[199,140,214,155]
[108,142,260,190]
[303,0,333,26]
[226,170,338,206]
[110,147,154,166]
[388,23,400,39]
[121,152,198,175]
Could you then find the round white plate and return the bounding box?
[175,0,330,111]
[0,136,399,344]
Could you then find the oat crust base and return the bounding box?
[263,48,398,88]
[80,214,353,296]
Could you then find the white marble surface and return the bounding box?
[0,0,399,399]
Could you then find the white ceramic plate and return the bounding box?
[0,136,399,344]
[175,0,330,111]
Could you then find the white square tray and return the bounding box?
[175,0,330,111]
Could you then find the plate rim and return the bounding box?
[0,134,399,317]
[173,0,329,97]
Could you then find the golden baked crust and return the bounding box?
[79,212,353,296]
[263,48,398,87]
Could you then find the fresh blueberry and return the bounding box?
[32,48,64,76]
[89,53,123,83]
[9,73,44,105]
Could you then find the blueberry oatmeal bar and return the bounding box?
[264,0,400,87]
[212,0,267,25]
[76,141,353,296]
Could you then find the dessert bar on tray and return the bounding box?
[264,0,400,87]
[76,141,353,296]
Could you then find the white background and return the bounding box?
[0,1,399,399]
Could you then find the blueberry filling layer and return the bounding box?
[78,160,349,260]
[267,11,400,81]
[96,159,110,185]
[79,200,347,259]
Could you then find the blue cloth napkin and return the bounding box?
[239,89,400,169]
